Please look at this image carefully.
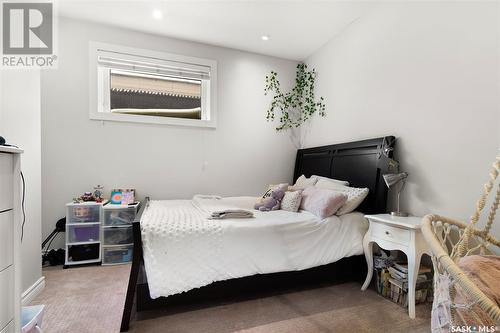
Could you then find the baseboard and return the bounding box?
[22,276,46,306]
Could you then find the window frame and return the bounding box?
[89,42,217,128]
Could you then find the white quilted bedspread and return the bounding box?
[141,196,368,299]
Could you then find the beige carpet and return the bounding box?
[32,265,431,333]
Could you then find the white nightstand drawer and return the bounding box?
[0,266,14,330]
[0,154,14,212]
[372,223,410,245]
[0,211,13,271]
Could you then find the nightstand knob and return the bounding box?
[385,231,390,235]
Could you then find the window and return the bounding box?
[90,42,217,127]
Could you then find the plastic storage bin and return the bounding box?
[68,224,100,243]
[102,245,133,265]
[103,207,136,226]
[103,226,133,245]
[22,305,45,333]
[67,204,100,223]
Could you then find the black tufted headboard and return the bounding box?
[293,136,396,214]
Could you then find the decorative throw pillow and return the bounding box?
[281,191,303,212]
[290,175,318,191]
[335,186,369,215]
[315,179,369,215]
[299,187,348,218]
[312,175,349,186]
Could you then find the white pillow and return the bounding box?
[315,179,347,191]
[312,175,349,186]
[281,191,303,212]
[315,179,369,215]
[291,175,318,190]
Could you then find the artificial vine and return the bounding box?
[264,63,326,131]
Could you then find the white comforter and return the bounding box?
[141,196,368,299]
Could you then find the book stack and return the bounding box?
[387,262,432,307]
[375,268,391,297]
[373,252,397,297]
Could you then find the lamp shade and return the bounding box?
[383,172,408,188]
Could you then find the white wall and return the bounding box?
[306,1,500,236]
[0,70,43,293]
[41,18,298,248]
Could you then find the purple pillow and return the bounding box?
[300,187,348,218]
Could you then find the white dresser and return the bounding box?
[0,146,23,333]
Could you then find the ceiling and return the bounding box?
[58,1,376,61]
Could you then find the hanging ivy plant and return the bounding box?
[264,63,326,131]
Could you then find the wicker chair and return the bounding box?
[422,155,500,332]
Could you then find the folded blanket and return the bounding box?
[193,194,254,219]
[208,209,254,219]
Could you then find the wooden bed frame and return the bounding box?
[120,136,396,331]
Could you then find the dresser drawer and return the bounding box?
[0,211,13,271]
[0,320,14,333]
[372,223,410,245]
[0,154,14,212]
[0,266,14,331]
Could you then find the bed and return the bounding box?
[120,136,396,332]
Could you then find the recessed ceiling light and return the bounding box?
[152,9,163,20]
[261,35,270,41]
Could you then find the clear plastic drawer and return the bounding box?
[67,224,100,244]
[103,226,133,245]
[67,204,100,223]
[102,245,133,265]
[103,207,136,226]
[67,243,100,263]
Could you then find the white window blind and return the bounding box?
[96,50,211,80]
[90,42,217,127]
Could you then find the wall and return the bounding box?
[0,70,44,294]
[305,1,500,236]
[41,18,298,248]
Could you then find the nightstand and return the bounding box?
[361,214,431,319]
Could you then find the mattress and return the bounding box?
[140,196,368,299]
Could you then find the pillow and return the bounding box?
[315,179,349,191]
[262,183,288,199]
[290,175,318,190]
[280,191,303,212]
[312,175,349,186]
[315,179,369,215]
[299,187,348,218]
[336,186,369,215]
